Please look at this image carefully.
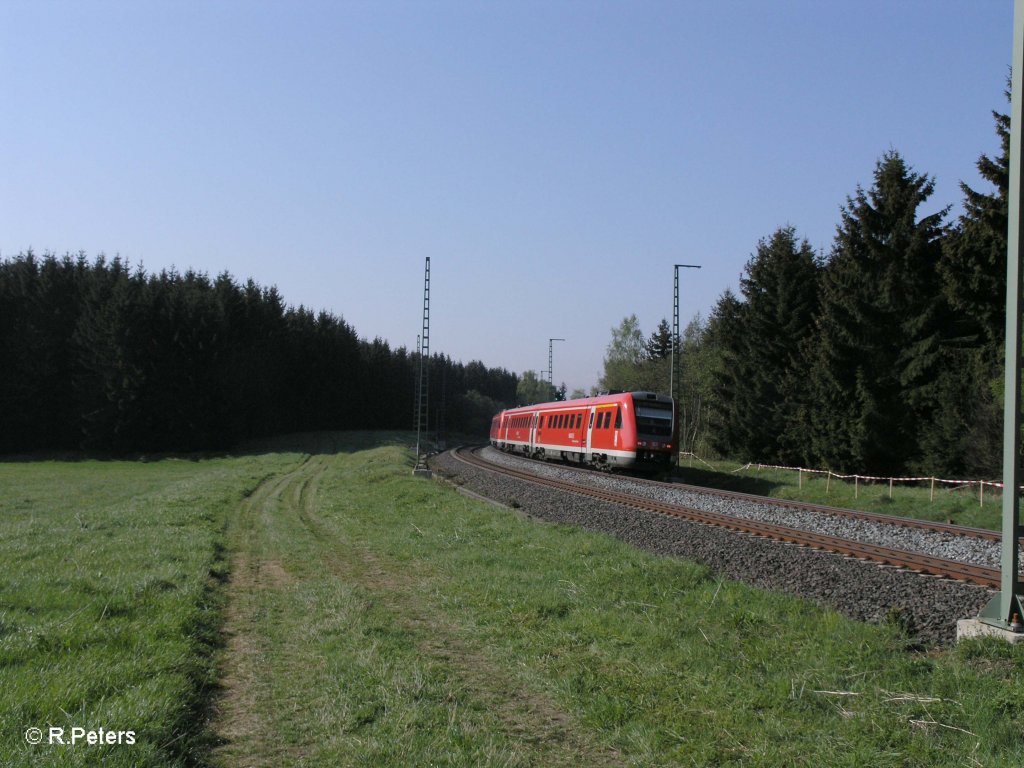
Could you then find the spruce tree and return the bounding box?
[807,151,948,473]
[644,318,673,361]
[941,98,1009,353]
[933,96,1010,475]
[706,289,747,457]
[736,227,821,464]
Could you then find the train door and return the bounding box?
[585,407,595,461]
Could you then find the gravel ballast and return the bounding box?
[430,447,992,645]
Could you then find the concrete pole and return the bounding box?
[980,0,1024,631]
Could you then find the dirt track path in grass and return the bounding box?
[210,450,623,768]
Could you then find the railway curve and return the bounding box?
[431,445,995,644]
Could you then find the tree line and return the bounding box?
[600,97,1010,478]
[0,254,518,454]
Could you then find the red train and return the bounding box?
[489,391,678,471]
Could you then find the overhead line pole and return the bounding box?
[671,264,701,407]
[548,338,565,393]
[414,257,431,476]
[980,0,1024,632]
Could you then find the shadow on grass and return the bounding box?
[0,430,429,464]
[672,466,787,497]
[235,430,418,457]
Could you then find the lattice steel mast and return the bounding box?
[548,338,565,392]
[670,264,700,406]
[414,257,431,471]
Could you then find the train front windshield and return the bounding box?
[635,401,673,437]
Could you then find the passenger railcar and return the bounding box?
[489,391,678,471]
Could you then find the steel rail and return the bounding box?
[497,448,1004,541]
[666,479,1003,541]
[450,446,1001,589]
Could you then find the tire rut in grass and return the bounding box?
[211,455,313,766]
[292,463,624,767]
[214,452,622,767]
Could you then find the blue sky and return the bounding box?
[1,1,1013,393]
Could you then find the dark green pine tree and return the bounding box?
[644,318,673,361]
[932,96,1010,475]
[734,227,822,464]
[706,289,747,457]
[807,151,949,474]
[940,98,1009,354]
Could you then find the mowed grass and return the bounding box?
[0,451,301,766]
[3,434,1024,766]
[675,458,1006,531]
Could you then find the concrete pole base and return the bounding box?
[957,619,1024,644]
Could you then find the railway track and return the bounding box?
[450,446,1004,589]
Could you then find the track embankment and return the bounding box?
[432,446,993,645]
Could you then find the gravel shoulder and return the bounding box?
[431,447,992,645]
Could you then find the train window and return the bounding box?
[588,412,593,428]
[576,414,582,428]
[614,408,622,429]
[636,403,673,437]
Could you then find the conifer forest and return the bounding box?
[599,99,1011,479]
[1,96,1013,476]
[0,255,516,454]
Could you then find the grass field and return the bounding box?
[675,457,1005,531]
[2,433,1024,766]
